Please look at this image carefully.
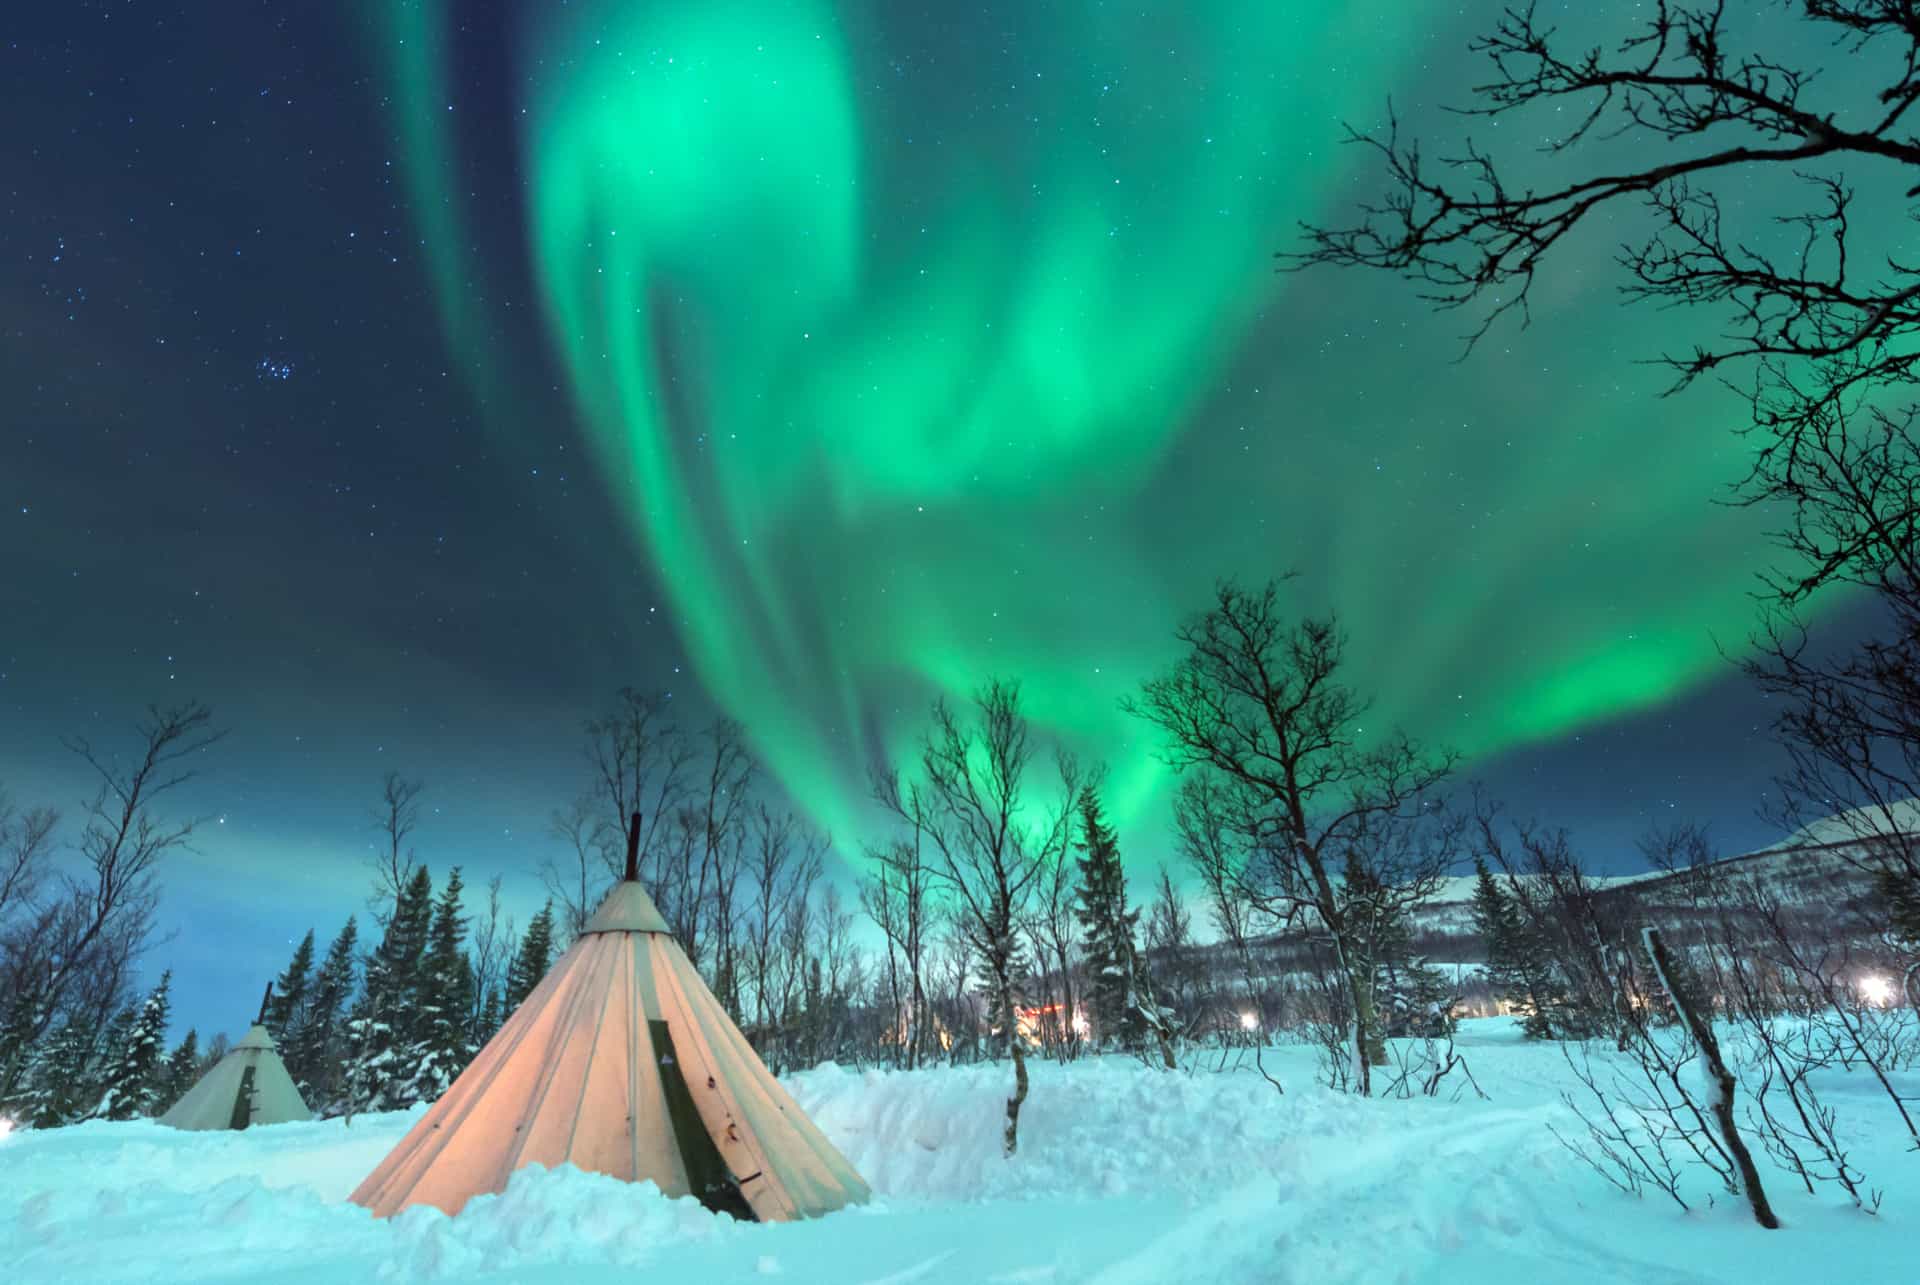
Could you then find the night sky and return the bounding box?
[3,1,1833,1037]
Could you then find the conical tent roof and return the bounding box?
[350,815,871,1222]
[158,1017,312,1131]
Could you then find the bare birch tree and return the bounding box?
[1127,580,1457,1095]
[876,679,1081,1155]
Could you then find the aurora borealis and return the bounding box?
[3,1,1829,1031]
[370,0,1790,840]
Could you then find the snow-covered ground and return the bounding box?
[4,1019,1912,1283]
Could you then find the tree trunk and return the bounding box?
[1000,973,1028,1156]
[1312,861,1386,1090]
[1154,1026,1177,1071]
[1352,973,1388,1066]
[1005,1034,1030,1156]
[1642,928,1780,1230]
[1329,930,1382,1095]
[1055,939,1076,1062]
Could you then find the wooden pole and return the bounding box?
[625,811,643,883]
[256,981,274,1026]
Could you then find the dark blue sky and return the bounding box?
[1,1,1820,1040]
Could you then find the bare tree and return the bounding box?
[1287,0,1920,940]
[1643,926,1781,1229]
[1143,864,1197,1033]
[0,704,221,1101]
[741,803,826,1040]
[369,770,424,921]
[0,788,58,924]
[810,882,863,1062]
[542,794,602,943]
[876,680,1081,1154]
[1025,822,1082,1064]
[1177,774,1283,1038]
[685,718,754,970]
[1127,580,1458,1094]
[585,688,692,883]
[860,833,938,1069]
[466,874,514,1036]
[930,915,981,1065]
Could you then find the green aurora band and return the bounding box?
[369,0,1794,847]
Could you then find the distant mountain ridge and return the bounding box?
[1405,800,1918,961]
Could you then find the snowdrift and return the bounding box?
[3,1020,1912,1283]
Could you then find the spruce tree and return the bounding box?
[344,867,433,1115]
[289,916,358,1107]
[0,988,52,1113]
[25,1018,99,1128]
[95,972,173,1120]
[266,931,315,1036]
[504,900,556,1010]
[88,1003,137,1108]
[476,987,504,1044]
[1072,791,1146,1051]
[1467,859,1572,1039]
[159,1028,200,1114]
[1470,858,1537,1032]
[406,867,474,1103]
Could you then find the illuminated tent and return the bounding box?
[159,984,312,1130]
[350,813,871,1222]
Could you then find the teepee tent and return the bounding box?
[159,983,312,1130]
[350,813,871,1222]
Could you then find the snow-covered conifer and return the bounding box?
[404,867,474,1103]
[266,930,315,1036]
[94,972,172,1120]
[504,900,556,1010]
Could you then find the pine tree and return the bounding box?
[406,867,474,1103]
[1471,858,1537,1032]
[94,973,173,1120]
[504,900,556,1010]
[24,1017,100,1128]
[288,916,358,1107]
[476,987,504,1044]
[266,931,315,1036]
[344,866,433,1115]
[0,988,53,1114]
[158,1028,200,1114]
[1468,860,1571,1039]
[88,1003,137,1106]
[1072,791,1147,1051]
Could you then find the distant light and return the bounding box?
[1859,974,1895,1007]
[1239,1011,1258,1031]
[0,1116,15,1140]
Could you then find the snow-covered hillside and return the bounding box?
[4,1019,1912,1283]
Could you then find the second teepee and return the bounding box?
[350,813,871,1222]
[159,983,312,1130]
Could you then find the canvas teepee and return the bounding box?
[159,983,312,1130]
[350,813,871,1222]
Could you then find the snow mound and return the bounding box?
[3,1025,1915,1283]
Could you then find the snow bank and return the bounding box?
[3,1023,1914,1283]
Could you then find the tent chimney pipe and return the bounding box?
[625,811,642,883]
[256,982,274,1026]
